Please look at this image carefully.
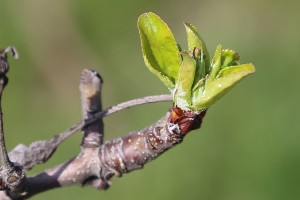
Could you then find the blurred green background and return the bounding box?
[1,0,299,199]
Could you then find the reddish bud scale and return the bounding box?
[169,106,207,134]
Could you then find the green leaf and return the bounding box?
[138,12,181,89]
[174,53,197,110]
[210,45,223,78]
[184,22,210,74]
[220,49,240,69]
[217,63,254,78]
[137,13,255,112]
[184,23,211,106]
[192,63,255,110]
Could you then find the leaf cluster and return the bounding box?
[138,12,255,111]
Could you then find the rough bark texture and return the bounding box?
[0,50,206,199]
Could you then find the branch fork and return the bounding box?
[0,47,205,199]
[0,12,255,199]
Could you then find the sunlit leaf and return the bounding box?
[174,53,197,110]
[184,22,210,74]
[137,12,255,112]
[138,12,181,89]
[192,63,255,110]
[220,49,240,69]
[210,45,222,78]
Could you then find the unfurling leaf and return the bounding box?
[184,22,210,75]
[138,12,181,89]
[173,53,196,110]
[193,63,255,110]
[138,12,255,112]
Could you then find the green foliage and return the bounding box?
[173,52,196,109]
[138,13,181,89]
[138,12,255,111]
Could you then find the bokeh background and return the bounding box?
[1,0,299,199]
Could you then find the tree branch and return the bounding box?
[8,94,173,172]
[7,108,205,199]
[0,47,14,170]
[0,47,26,197]
[0,55,201,199]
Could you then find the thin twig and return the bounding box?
[8,94,173,171]
[0,47,25,195]
[0,82,13,169]
[0,47,16,170]
[99,94,173,117]
[55,94,172,144]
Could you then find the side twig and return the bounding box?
[79,69,107,189]
[79,69,104,147]
[8,94,172,171]
[0,47,25,196]
[60,94,172,142]
[0,62,205,200]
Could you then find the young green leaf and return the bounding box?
[174,53,197,110]
[217,63,254,78]
[220,49,240,69]
[138,12,181,89]
[184,23,211,106]
[210,45,223,78]
[192,63,255,110]
[137,12,255,112]
[184,22,210,74]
